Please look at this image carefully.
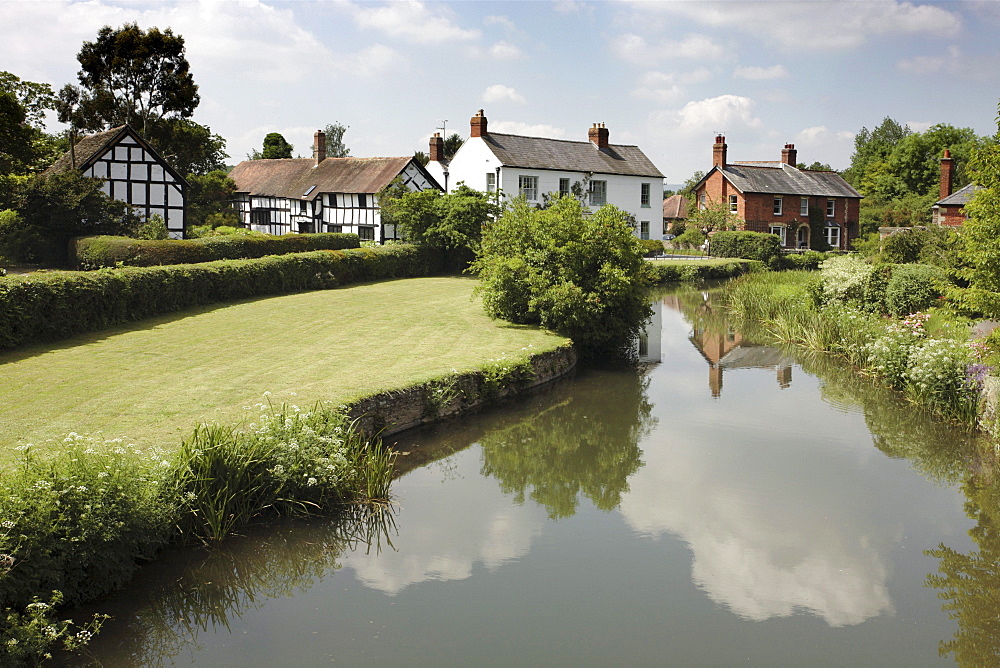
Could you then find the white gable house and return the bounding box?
[426,110,665,240]
[45,124,187,238]
[230,130,441,242]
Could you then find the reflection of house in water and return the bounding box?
[637,298,663,363]
[662,294,794,397]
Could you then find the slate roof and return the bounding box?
[662,194,687,219]
[229,156,429,200]
[937,183,980,206]
[705,163,861,199]
[481,133,664,178]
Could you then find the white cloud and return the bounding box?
[733,64,790,81]
[675,94,763,131]
[343,0,480,45]
[631,69,713,105]
[633,1,961,50]
[484,14,518,33]
[482,84,527,104]
[490,40,523,60]
[488,121,567,139]
[553,1,592,15]
[898,45,962,74]
[613,33,726,64]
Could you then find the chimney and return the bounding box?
[713,135,727,168]
[940,149,954,199]
[588,122,609,149]
[429,132,444,162]
[781,143,797,166]
[470,109,488,138]
[313,130,326,165]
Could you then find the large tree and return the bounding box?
[57,22,199,136]
[323,123,350,158]
[0,71,64,171]
[0,92,36,175]
[251,132,293,160]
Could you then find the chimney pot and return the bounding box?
[470,109,488,138]
[781,143,797,166]
[588,122,609,149]
[713,135,728,168]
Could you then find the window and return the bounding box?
[359,194,368,209]
[329,194,338,207]
[699,193,706,210]
[299,200,307,213]
[486,172,496,193]
[519,175,538,201]
[358,226,375,241]
[641,183,651,207]
[328,224,343,233]
[769,225,786,245]
[826,199,835,217]
[589,180,607,206]
[250,209,270,226]
[800,198,808,216]
[729,195,738,213]
[640,221,650,240]
[825,225,841,249]
[558,178,571,198]
[773,196,783,215]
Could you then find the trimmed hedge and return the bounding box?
[645,259,761,284]
[710,231,783,265]
[0,244,443,351]
[71,232,361,269]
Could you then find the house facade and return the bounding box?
[44,124,187,238]
[426,110,665,240]
[933,149,980,226]
[693,136,861,250]
[230,130,441,242]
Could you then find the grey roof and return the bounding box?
[230,156,438,200]
[718,345,795,369]
[713,163,861,198]
[937,183,980,206]
[481,133,664,178]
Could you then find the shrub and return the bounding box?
[0,244,444,351]
[709,230,782,264]
[644,259,759,284]
[135,214,169,240]
[639,238,664,257]
[781,250,829,271]
[672,227,706,248]
[72,232,362,268]
[884,263,947,317]
[820,254,874,303]
[859,262,894,313]
[905,338,978,421]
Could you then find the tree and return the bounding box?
[0,92,36,175]
[0,71,55,130]
[323,123,350,158]
[844,116,912,189]
[687,198,742,232]
[379,183,497,251]
[412,150,429,166]
[185,170,238,227]
[148,118,227,175]
[471,196,652,356]
[57,23,199,137]
[251,133,293,160]
[443,133,464,160]
[799,161,833,171]
[888,124,986,195]
[958,104,1000,308]
[0,71,63,171]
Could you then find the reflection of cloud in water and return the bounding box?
[619,418,895,627]
[341,452,546,595]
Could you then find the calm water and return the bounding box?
[74,285,997,666]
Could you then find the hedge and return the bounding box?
[709,231,783,265]
[645,259,761,284]
[0,244,444,351]
[71,232,361,269]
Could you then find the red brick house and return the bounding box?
[692,136,861,250]
[933,149,979,227]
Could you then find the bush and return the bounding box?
[639,238,664,257]
[0,244,444,351]
[672,227,706,248]
[780,250,829,271]
[135,214,169,240]
[72,232,362,268]
[885,263,948,317]
[820,254,874,303]
[709,231,783,264]
[645,259,760,284]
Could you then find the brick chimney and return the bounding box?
[313,129,326,165]
[713,135,727,168]
[940,149,954,199]
[470,109,488,138]
[429,132,445,162]
[588,122,609,149]
[781,143,797,166]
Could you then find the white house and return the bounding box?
[230,130,441,242]
[44,124,187,238]
[426,110,665,240]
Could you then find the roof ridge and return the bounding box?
[487,132,640,149]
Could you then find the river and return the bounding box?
[72,284,996,665]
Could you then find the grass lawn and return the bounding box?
[0,276,569,462]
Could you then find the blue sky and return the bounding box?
[3,0,999,185]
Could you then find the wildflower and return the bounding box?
[306,477,318,486]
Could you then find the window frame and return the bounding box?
[773,196,783,216]
[826,199,836,217]
[800,197,808,216]
[640,220,650,240]
[641,183,651,208]
[825,225,841,249]
[519,175,538,201]
[588,180,607,206]
[485,172,496,193]
[769,224,786,245]
[729,194,738,213]
[559,178,570,198]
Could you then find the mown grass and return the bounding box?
[0,276,569,462]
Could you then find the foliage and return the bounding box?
[708,230,782,264]
[687,198,742,232]
[72,231,359,268]
[1,591,107,665]
[0,71,56,130]
[412,150,429,166]
[844,116,913,189]
[644,259,760,284]
[150,118,228,175]
[0,91,37,175]
[638,238,664,257]
[380,183,497,253]
[0,244,444,350]
[472,196,651,355]
[0,171,139,263]
[959,103,1000,314]
[323,122,350,158]
[135,214,169,240]
[884,263,948,317]
[0,209,45,264]
[442,133,464,160]
[807,205,832,251]
[57,23,199,137]
[672,227,706,248]
[253,132,293,160]
[819,254,873,303]
[185,169,237,227]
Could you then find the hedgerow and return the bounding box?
[709,231,783,265]
[0,244,444,351]
[644,259,760,284]
[71,232,361,269]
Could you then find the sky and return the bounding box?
[2,0,1000,186]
